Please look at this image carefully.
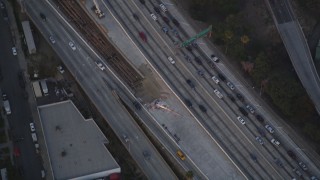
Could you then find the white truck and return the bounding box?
[40,80,48,96]
[2,93,11,115]
[32,81,42,98]
[31,133,38,142]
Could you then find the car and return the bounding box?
[237,116,246,125]
[186,79,195,89]
[133,13,139,21]
[184,99,192,107]
[139,32,147,42]
[213,89,223,99]
[172,29,179,37]
[287,150,297,159]
[194,57,202,65]
[150,13,157,21]
[255,114,264,123]
[14,147,21,157]
[95,60,105,70]
[159,3,167,12]
[30,122,36,132]
[2,93,7,101]
[162,26,168,33]
[227,82,235,90]
[208,61,216,69]
[293,168,302,177]
[210,54,220,62]
[69,42,76,50]
[172,18,180,27]
[177,150,186,160]
[311,176,319,180]
[236,93,244,102]
[255,136,264,145]
[185,45,192,52]
[133,101,141,110]
[154,7,161,14]
[246,104,255,114]
[257,127,266,137]
[239,107,248,116]
[122,134,129,142]
[143,150,150,160]
[57,65,65,74]
[298,162,308,171]
[227,94,235,102]
[271,138,280,146]
[265,124,274,133]
[167,56,175,64]
[217,73,226,81]
[40,13,46,21]
[0,1,5,9]
[12,47,17,56]
[274,158,284,168]
[197,70,205,77]
[49,36,56,44]
[249,153,257,162]
[211,76,220,84]
[184,55,191,62]
[139,0,145,4]
[162,16,170,23]
[199,105,207,113]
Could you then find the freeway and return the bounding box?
[24,0,177,179]
[267,0,320,115]
[102,0,285,178]
[102,0,320,178]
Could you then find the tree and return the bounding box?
[224,30,234,54]
[185,170,194,179]
[240,35,250,46]
[251,52,271,83]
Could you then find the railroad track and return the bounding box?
[54,0,143,89]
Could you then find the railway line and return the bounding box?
[54,0,143,89]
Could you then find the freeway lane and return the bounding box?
[103,0,287,178]
[24,0,177,179]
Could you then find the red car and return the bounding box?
[139,32,147,42]
[14,147,21,157]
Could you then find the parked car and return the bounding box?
[29,123,36,132]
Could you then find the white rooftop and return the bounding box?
[38,100,120,180]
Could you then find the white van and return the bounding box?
[40,80,49,96]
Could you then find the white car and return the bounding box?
[237,116,246,125]
[69,41,76,50]
[57,65,65,74]
[227,82,235,90]
[49,36,56,44]
[246,104,255,114]
[265,124,274,133]
[159,4,167,12]
[95,60,105,70]
[29,122,36,132]
[271,138,280,146]
[150,13,157,21]
[211,76,220,84]
[167,56,175,64]
[12,47,17,56]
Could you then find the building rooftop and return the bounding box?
[38,100,120,180]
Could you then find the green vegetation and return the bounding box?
[187,0,320,149]
[0,131,7,143]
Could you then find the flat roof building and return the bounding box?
[38,100,120,180]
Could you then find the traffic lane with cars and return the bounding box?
[25,1,177,178]
[149,0,320,177]
[120,0,308,177]
[107,0,282,178]
[0,3,42,179]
